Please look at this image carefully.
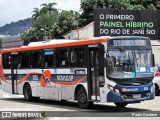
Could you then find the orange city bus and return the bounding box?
[0,36,155,108]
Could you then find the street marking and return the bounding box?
[145,108,160,110]
[53,117,60,120]
[0,94,24,98]
[2,95,11,98]
[16,95,24,98]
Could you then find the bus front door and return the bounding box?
[88,48,100,101]
[11,53,18,94]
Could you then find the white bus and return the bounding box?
[0,36,155,108]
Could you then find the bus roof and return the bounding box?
[1,36,149,53]
[1,37,107,53]
[109,36,149,39]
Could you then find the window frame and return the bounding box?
[55,46,86,68]
[43,49,56,69]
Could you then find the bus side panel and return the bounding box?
[1,69,12,94]
[43,86,59,100]
[18,81,39,97]
[61,86,74,100]
[17,69,41,97]
[51,68,88,101]
[17,82,24,95]
[1,81,12,94]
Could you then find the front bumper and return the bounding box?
[107,83,155,103]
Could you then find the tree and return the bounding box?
[56,10,81,36]
[21,2,81,45]
[80,0,108,25]
[22,2,58,45]
[32,8,40,20]
[108,0,130,9]
[40,2,58,14]
[32,2,57,20]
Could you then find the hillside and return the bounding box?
[0,18,32,35]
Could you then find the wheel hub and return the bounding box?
[80,93,86,103]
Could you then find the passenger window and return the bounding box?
[30,51,42,68]
[56,49,70,67]
[2,53,11,69]
[18,52,30,68]
[44,50,54,68]
[70,47,85,67]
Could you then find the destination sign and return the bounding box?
[109,40,147,46]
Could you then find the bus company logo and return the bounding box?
[57,75,74,81]
[122,88,138,92]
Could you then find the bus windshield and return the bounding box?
[107,48,154,79]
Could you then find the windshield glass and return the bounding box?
[107,49,154,78]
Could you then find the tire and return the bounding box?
[114,103,128,108]
[155,84,159,96]
[77,88,93,109]
[24,84,33,102]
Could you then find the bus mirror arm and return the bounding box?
[152,54,155,67]
[104,58,108,67]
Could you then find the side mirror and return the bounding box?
[152,54,155,67]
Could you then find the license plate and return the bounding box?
[133,94,141,99]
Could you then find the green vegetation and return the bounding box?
[21,0,160,45]
[21,2,81,45]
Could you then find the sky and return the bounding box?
[0,0,81,27]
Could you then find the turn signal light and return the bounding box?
[122,88,126,92]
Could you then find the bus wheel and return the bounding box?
[155,84,159,96]
[114,103,128,108]
[77,88,93,109]
[24,84,33,102]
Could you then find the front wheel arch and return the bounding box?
[23,82,30,94]
[74,84,85,100]
[155,83,160,96]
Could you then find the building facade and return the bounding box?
[63,22,94,40]
[0,35,23,50]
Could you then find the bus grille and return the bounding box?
[122,92,150,99]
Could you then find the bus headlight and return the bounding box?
[115,88,120,95]
[108,85,120,95]
[108,85,114,91]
